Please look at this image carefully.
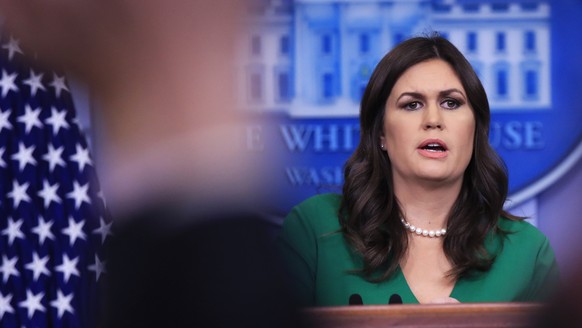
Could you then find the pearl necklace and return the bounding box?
[400,218,446,238]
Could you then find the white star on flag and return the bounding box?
[42,143,66,172]
[66,180,91,209]
[97,190,107,207]
[0,70,18,97]
[93,217,113,244]
[62,217,87,246]
[7,180,31,207]
[22,69,46,97]
[25,252,51,281]
[11,142,37,171]
[2,37,23,60]
[50,73,69,97]
[31,216,56,245]
[0,255,20,283]
[17,104,43,134]
[0,147,5,168]
[70,144,93,172]
[1,217,25,246]
[50,290,74,319]
[18,290,45,319]
[55,254,80,283]
[37,180,62,208]
[0,108,12,133]
[45,107,70,135]
[88,254,106,281]
[0,292,14,320]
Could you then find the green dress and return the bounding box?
[277,193,559,306]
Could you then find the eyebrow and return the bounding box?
[440,88,467,100]
[396,88,467,102]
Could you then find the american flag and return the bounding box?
[0,36,109,327]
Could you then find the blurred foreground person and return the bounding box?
[0,0,304,327]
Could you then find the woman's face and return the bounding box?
[380,59,475,186]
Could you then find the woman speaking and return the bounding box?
[278,35,559,306]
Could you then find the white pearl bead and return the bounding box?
[400,218,445,238]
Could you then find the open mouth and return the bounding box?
[418,140,448,152]
[421,143,447,152]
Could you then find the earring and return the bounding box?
[380,144,385,150]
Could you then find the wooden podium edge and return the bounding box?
[302,303,545,327]
[304,302,543,317]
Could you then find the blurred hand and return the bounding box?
[0,0,242,87]
[0,0,243,122]
[0,0,126,75]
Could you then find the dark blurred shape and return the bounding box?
[102,200,306,328]
[389,294,403,305]
[348,294,363,305]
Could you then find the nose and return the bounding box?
[422,104,444,130]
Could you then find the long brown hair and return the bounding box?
[340,34,518,281]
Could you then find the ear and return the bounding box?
[379,136,386,151]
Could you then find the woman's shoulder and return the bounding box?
[497,217,546,240]
[283,193,343,236]
[490,217,559,301]
[293,193,342,213]
[495,217,550,251]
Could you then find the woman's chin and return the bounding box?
[413,172,462,186]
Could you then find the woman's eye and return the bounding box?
[404,101,421,110]
[442,99,460,109]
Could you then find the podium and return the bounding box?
[304,303,542,327]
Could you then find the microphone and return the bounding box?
[348,293,363,305]
[388,293,403,304]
